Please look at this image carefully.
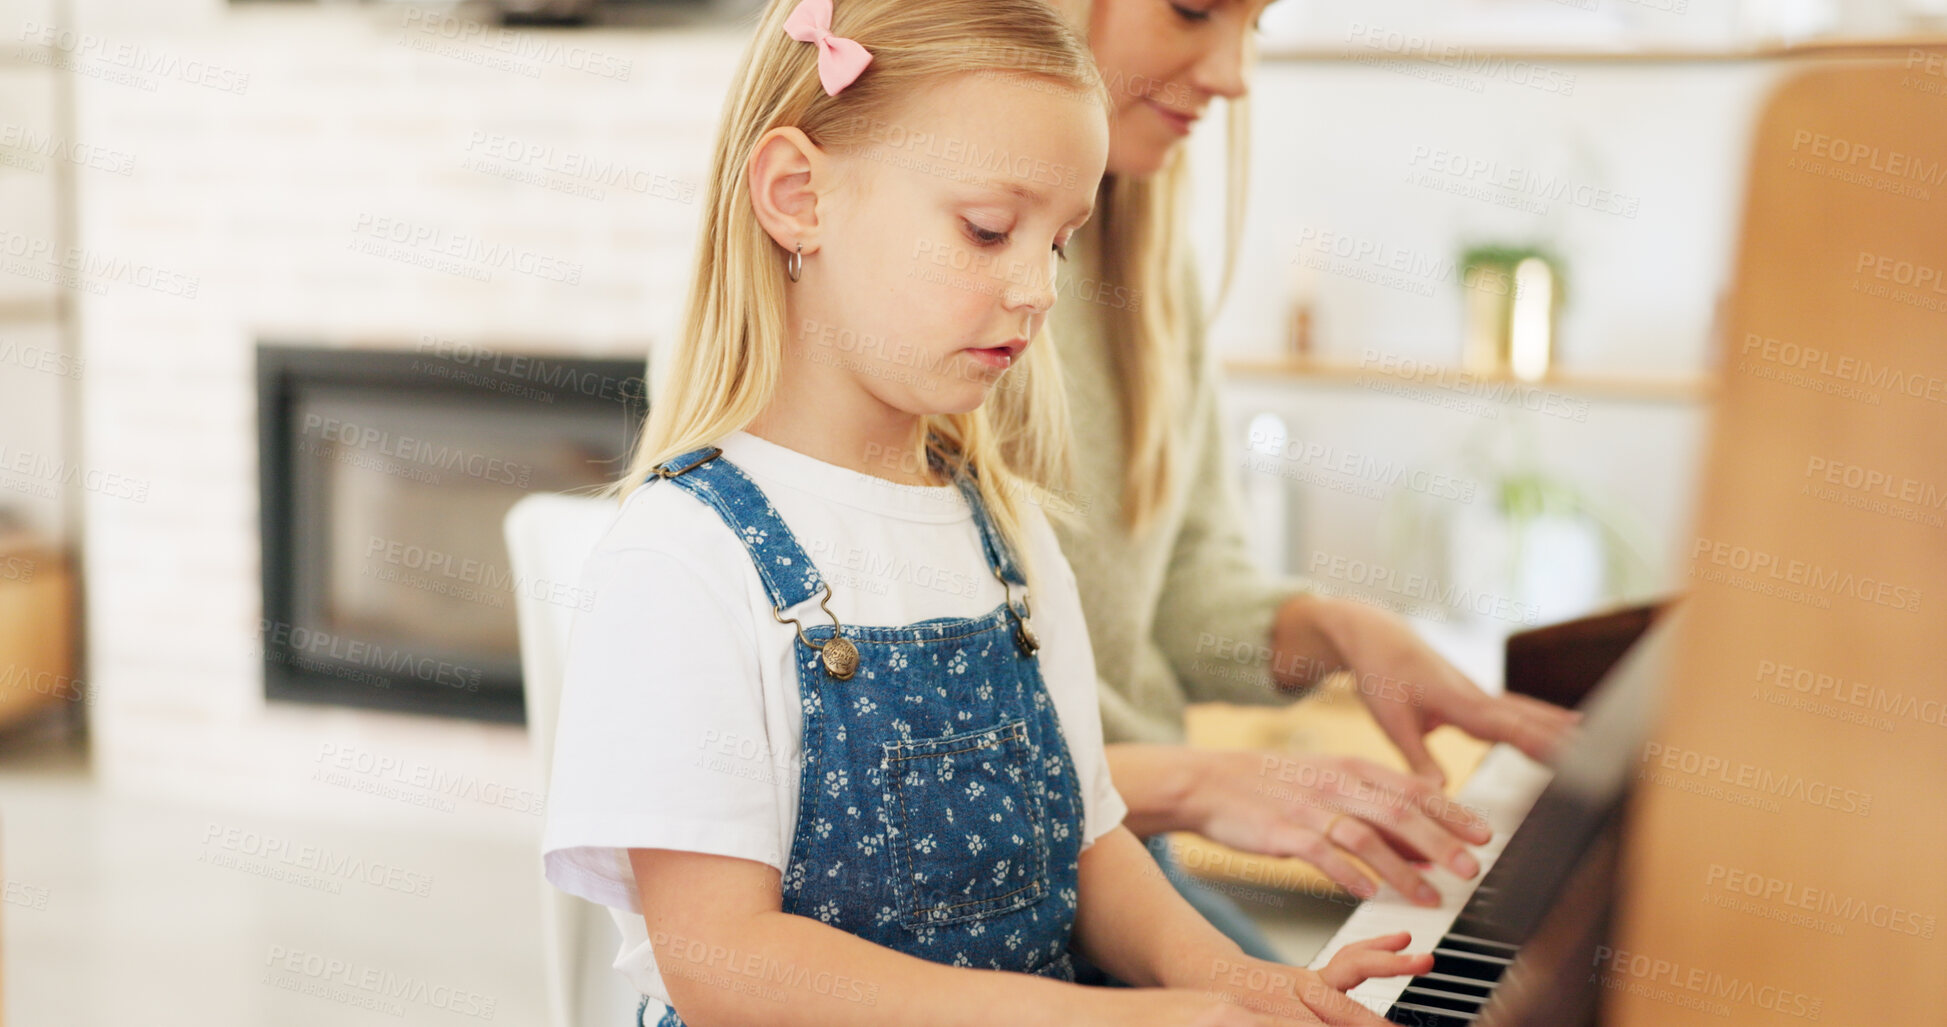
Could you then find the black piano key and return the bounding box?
[1433,945,1512,968]
[1437,934,1518,960]
[1399,983,1486,1013]
[1428,950,1507,984]
[1388,1000,1478,1025]
[1444,931,1520,954]
[1414,971,1493,998]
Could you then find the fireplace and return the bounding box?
[256,341,646,722]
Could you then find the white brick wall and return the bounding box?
[69,4,742,836]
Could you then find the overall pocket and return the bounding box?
[882,719,1049,929]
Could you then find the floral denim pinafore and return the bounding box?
[636,446,1087,1027]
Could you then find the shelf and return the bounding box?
[1259,35,1947,65]
[1224,356,1715,404]
[0,43,58,70]
[0,297,68,325]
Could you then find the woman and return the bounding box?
[1042,0,1582,959]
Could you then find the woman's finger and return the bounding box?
[1311,812,1446,907]
[1258,820,1379,900]
[1276,756,1487,849]
[1504,690,1582,722]
[1450,691,1576,762]
[1291,764,1489,885]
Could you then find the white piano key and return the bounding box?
[1305,745,1554,1015]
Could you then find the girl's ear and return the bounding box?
[747,126,829,256]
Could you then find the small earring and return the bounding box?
[786,241,803,283]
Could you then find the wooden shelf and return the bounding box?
[1224,356,1715,404]
[0,297,67,325]
[1259,36,1947,65]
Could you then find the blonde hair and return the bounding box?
[1045,0,1254,537]
[607,0,1108,598]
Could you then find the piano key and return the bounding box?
[1390,1001,1478,1025]
[1426,950,1506,984]
[1435,935,1518,960]
[1399,983,1487,1011]
[1412,972,1493,998]
[1443,931,1519,952]
[1431,945,1512,967]
[1306,745,1555,1017]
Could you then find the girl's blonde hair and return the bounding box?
[607,0,1109,598]
[1045,0,1254,537]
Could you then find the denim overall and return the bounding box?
[635,445,1086,1027]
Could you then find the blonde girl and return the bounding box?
[541,0,1427,1024]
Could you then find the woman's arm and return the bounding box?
[1148,257,1314,708]
[1286,594,1581,785]
[1141,261,1579,771]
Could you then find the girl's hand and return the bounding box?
[1082,982,1391,1027]
[1103,943,1418,1027]
[1317,931,1434,991]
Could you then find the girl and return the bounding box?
[540,0,1428,1024]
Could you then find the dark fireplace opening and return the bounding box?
[256,341,647,723]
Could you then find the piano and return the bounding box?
[1306,743,1551,1024]
[1306,601,1670,1026]
[1319,49,1947,1025]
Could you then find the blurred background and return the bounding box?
[1,0,1944,1023]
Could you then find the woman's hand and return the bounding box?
[1181,749,1490,906]
[1274,594,1582,786]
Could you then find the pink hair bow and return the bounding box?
[783,0,873,97]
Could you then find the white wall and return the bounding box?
[64,2,741,833]
[1186,57,1807,631]
[48,0,1796,820]
[2,0,78,546]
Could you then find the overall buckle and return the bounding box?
[773,583,859,680]
[655,446,722,479]
[993,565,1039,656]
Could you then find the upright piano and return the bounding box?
[1310,47,1947,1025]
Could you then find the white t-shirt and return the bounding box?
[540,429,1127,1004]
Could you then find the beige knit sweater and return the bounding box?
[1047,230,1311,746]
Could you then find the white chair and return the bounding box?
[505,492,644,1027]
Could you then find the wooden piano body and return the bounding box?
[1587,46,1947,1027]
[1302,46,1947,1025]
[1488,48,1947,1027]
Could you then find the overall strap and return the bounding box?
[951,470,1027,589]
[645,446,826,611]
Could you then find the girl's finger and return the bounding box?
[1297,977,1395,1027]
[1319,933,1432,990]
[1340,930,1413,954]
